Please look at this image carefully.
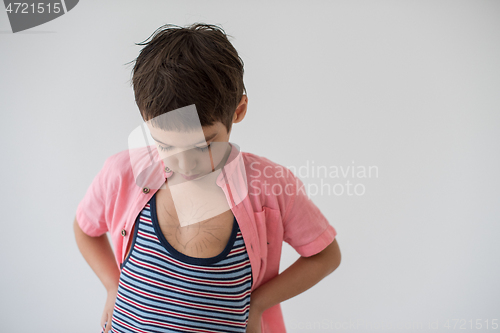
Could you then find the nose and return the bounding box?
[175,150,197,174]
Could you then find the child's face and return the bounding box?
[147,121,231,182]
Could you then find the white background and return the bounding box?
[1,1,499,332]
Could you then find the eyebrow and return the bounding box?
[150,132,218,147]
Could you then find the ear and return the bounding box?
[233,95,248,124]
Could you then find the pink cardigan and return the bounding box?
[76,143,337,333]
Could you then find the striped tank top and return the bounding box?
[103,193,252,333]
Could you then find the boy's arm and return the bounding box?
[73,217,120,292]
[74,217,122,332]
[249,238,341,315]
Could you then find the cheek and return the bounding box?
[209,143,230,164]
[198,152,213,168]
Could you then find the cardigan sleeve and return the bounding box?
[282,172,337,257]
[76,156,113,237]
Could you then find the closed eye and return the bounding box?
[158,143,211,152]
[196,143,211,152]
[158,145,174,152]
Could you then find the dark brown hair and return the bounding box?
[128,23,247,133]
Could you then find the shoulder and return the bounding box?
[101,149,132,175]
[96,149,136,190]
[103,149,132,168]
[241,151,299,210]
[242,151,297,184]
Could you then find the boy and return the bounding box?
[74,23,341,333]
